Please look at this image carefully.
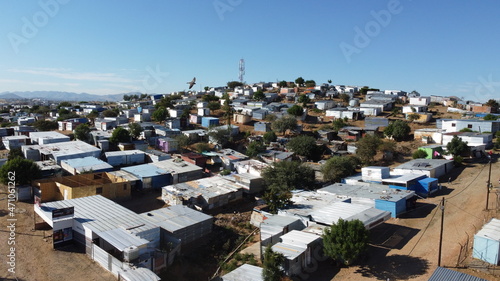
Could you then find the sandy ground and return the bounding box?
[330,156,500,281]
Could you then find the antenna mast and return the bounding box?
[239,59,245,84]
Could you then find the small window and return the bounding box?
[96,187,103,194]
[451,123,456,127]
[123,184,127,190]
[467,124,472,128]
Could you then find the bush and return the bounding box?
[412,150,428,159]
[454,155,463,165]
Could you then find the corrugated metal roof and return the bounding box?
[107,170,140,182]
[98,228,149,251]
[163,176,244,201]
[272,242,304,260]
[279,230,321,247]
[105,150,146,157]
[394,159,453,171]
[309,201,391,229]
[428,267,488,281]
[319,183,415,203]
[62,156,113,172]
[476,218,500,241]
[222,264,263,281]
[140,205,212,233]
[122,164,168,178]
[151,159,203,174]
[120,266,161,281]
[37,195,157,235]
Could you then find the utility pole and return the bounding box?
[486,151,493,210]
[438,197,445,267]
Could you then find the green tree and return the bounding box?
[74,123,91,142]
[8,148,24,160]
[110,127,131,144]
[459,128,473,132]
[227,81,244,89]
[412,149,428,159]
[356,134,382,164]
[286,135,318,160]
[332,119,347,131]
[207,101,221,113]
[253,90,266,101]
[57,101,72,109]
[278,80,288,87]
[202,94,219,103]
[384,120,411,141]
[322,156,359,183]
[208,128,231,147]
[295,77,305,87]
[246,141,266,158]
[263,131,277,143]
[0,158,41,185]
[271,116,297,134]
[128,122,143,139]
[287,105,304,117]
[195,142,210,153]
[152,106,168,122]
[262,161,315,192]
[102,109,118,117]
[263,189,292,214]
[446,136,468,157]
[86,110,99,124]
[328,79,332,84]
[174,134,191,152]
[483,114,498,121]
[222,95,234,126]
[323,219,369,266]
[305,80,316,87]
[339,93,350,103]
[33,120,58,131]
[297,94,311,107]
[485,99,499,109]
[262,245,284,281]
[407,113,420,122]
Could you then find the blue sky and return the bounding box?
[1,0,499,101]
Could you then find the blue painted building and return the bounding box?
[121,164,171,190]
[201,117,219,128]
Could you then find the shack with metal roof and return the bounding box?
[473,218,500,265]
[29,131,70,145]
[61,156,114,175]
[105,150,146,167]
[392,159,454,178]
[22,140,101,164]
[121,164,171,189]
[220,264,263,281]
[151,158,203,184]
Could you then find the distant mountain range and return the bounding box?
[0,91,138,102]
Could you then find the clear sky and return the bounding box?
[1,0,499,101]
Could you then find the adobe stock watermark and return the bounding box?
[213,0,243,21]
[474,74,500,102]
[142,64,170,93]
[296,246,328,280]
[6,172,17,276]
[7,0,71,54]
[339,0,403,63]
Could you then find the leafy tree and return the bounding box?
[295,77,305,87]
[359,87,380,96]
[57,101,72,109]
[152,106,168,122]
[287,105,304,117]
[110,127,131,144]
[446,136,468,157]
[264,114,277,122]
[322,156,359,183]
[262,245,284,281]
[222,95,234,126]
[155,94,182,109]
[195,142,210,153]
[384,120,411,141]
[263,131,277,143]
[263,189,293,215]
[305,80,316,87]
[140,93,149,100]
[86,110,99,123]
[407,113,420,122]
[174,134,191,151]
[339,93,350,103]
[495,137,500,149]
[202,94,219,102]
[204,86,210,91]
[297,94,311,107]
[8,148,24,160]
[278,80,288,87]
[227,81,244,89]
[332,119,347,131]
[485,99,499,109]
[323,219,369,266]
[128,122,143,139]
[246,141,266,158]
[58,108,70,116]
[74,123,91,142]
[262,161,315,192]
[286,135,318,160]
[483,114,498,121]
[0,158,41,185]
[412,149,428,159]
[328,79,332,84]
[459,128,473,132]
[207,101,221,113]
[271,116,297,134]
[253,90,266,101]
[391,107,402,117]
[208,128,231,147]
[33,120,58,131]
[102,109,118,117]
[123,94,131,101]
[356,135,382,164]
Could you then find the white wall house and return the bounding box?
[409,96,431,106]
